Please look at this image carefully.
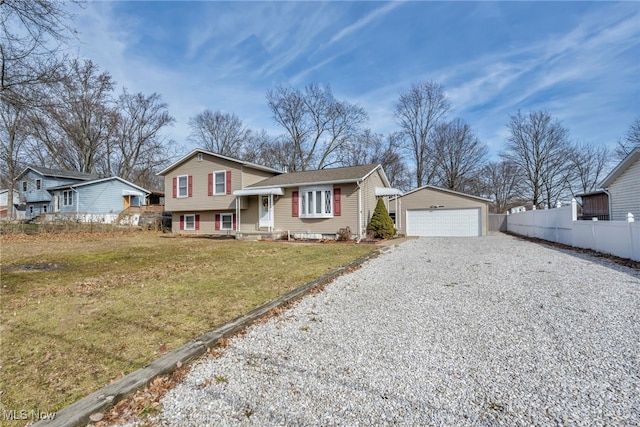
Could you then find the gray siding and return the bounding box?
[54,179,147,214]
[609,159,640,221]
[19,170,77,203]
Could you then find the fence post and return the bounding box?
[571,198,578,222]
[628,213,635,223]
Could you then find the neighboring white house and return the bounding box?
[600,147,640,221]
[0,189,20,219]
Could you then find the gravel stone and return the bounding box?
[151,235,639,426]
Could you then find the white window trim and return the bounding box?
[220,213,233,230]
[213,170,226,195]
[184,214,196,231]
[299,185,333,219]
[63,190,73,206]
[177,175,189,198]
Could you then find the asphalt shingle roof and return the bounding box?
[247,164,379,188]
[28,166,100,181]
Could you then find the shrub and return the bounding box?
[366,198,396,239]
[337,226,352,241]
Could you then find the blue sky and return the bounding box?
[69,1,640,158]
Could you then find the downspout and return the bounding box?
[235,196,240,238]
[357,180,363,240]
[603,188,612,221]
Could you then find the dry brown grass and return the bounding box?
[0,232,373,425]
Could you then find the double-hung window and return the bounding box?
[184,214,196,230]
[36,179,41,190]
[63,190,73,206]
[214,171,226,195]
[221,213,233,230]
[299,186,333,218]
[177,175,188,198]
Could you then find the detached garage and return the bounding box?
[395,186,490,237]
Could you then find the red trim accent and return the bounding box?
[232,213,237,230]
[195,214,200,230]
[179,215,184,230]
[226,170,232,195]
[292,191,299,217]
[188,176,193,197]
[208,173,213,196]
[172,177,177,198]
[215,214,220,230]
[334,188,341,216]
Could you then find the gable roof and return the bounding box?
[398,185,491,202]
[15,166,100,182]
[246,164,385,188]
[600,147,640,188]
[157,149,282,176]
[47,176,151,194]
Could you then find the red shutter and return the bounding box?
[292,191,299,217]
[195,214,200,230]
[226,170,232,195]
[215,214,220,230]
[180,215,184,230]
[208,173,213,196]
[188,176,193,197]
[334,188,341,216]
[172,177,177,198]
[232,213,237,230]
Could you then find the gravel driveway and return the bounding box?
[156,234,639,426]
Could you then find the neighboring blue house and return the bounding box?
[15,166,151,223]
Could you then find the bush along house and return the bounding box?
[158,149,402,240]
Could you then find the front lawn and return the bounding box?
[0,232,374,422]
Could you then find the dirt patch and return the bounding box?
[9,262,65,272]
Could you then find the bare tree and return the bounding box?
[615,116,640,160]
[30,59,116,174]
[266,83,367,171]
[0,95,30,196]
[502,110,573,208]
[394,81,451,187]
[340,129,411,190]
[567,142,611,196]
[105,89,175,188]
[187,109,250,158]
[481,160,522,213]
[431,118,487,193]
[1,0,76,104]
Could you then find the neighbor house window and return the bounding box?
[63,190,73,206]
[36,179,41,190]
[22,181,27,191]
[214,171,226,195]
[42,204,48,213]
[299,186,333,218]
[177,175,188,197]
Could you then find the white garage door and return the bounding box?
[406,208,480,237]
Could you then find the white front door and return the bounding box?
[259,195,273,228]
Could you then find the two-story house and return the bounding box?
[159,149,400,239]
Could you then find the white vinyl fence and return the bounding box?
[507,200,640,261]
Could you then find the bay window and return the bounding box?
[300,186,333,218]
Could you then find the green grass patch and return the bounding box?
[0,233,373,424]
